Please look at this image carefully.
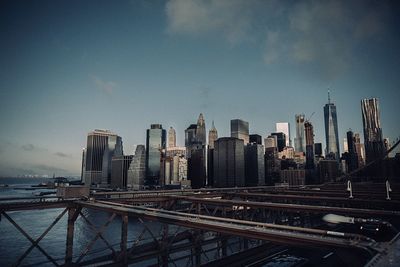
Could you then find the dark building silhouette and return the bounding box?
[214,137,245,188]
[314,143,322,157]
[324,92,340,160]
[186,114,207,188]
[249,134,262,145]
[207,122,218,186]
[346,130,359,172]
[245,143,265,186]
[319,159,339,183]
[207,148,214,186]
[188,144,206,189]
[111,155,133,189]
[145,124,166,187]
[271,132,286,152]
[304,121,315,171]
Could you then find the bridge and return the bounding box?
[1,182,400,266]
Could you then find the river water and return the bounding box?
[0,178,173,266]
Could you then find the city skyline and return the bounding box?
[1,0,400,177]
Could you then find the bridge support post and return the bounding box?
[120,214,128,265]
[65,207,77,265]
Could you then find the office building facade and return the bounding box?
[361,98,384,163]
[245,143,265,186]
[249,134,262,145]
[84,129,122,185]
[208,121,218,149]
[145,124,166,186]
[111,155,133,189]
[294,114,306,153]
[213,137,245,188]
[271,132,286,152]
[168,127,176,148]
[231,119,249,145]
[127,145,146,190]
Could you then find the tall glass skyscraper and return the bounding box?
[145,124,166,186]
[101,134,123,184]
[324,92,340,160]
[294,114,306,153]
[231,119,249,145]
[84,129,122,185]
[361,98,384,163]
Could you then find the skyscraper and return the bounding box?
[84,129,122,185]
[361,98,384,163]
[276,122,291,147]
[346,130,359,172]
[294,114,306,153]
[101,134,123,184]
[354,133,365,167]
[213,137,245,188]
[127,145,146,190]
[231,119,249,145]
[208,121,218,186]
[249,134,262,145]
[185,113,207,189]
[271,132,286,152]
[245,143,265,186]
[304,121,315,170]
[324,92,340,160]
[208,121,218,149]
[111,155,133,189]
[168,127,176,148]
[145,124,166,187]
[196,113,206,145]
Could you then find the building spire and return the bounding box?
[328,89,331,104]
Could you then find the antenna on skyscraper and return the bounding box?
[328,89,331,104]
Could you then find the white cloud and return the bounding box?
[92,75,117,95]
[165,0,258,44]
[165,0,389,80]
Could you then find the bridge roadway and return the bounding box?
[165,195,400,218]
[76,200,380,254]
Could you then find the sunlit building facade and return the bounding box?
[361,98,384,163]
[231,119,249,145]
[276,122,291,147]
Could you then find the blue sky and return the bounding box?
[0,0,399,177]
